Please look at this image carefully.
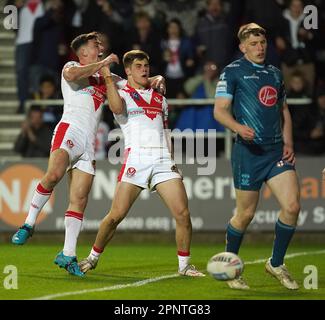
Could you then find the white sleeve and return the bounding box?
[114,89,128,124]
[63,61,80,69]
[118,88,127,100]
[62,61,80,76]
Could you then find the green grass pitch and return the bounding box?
[0,243,324,300]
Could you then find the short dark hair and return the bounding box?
[135,11,151,23]
[28,105,43,116]
[40,74,56,85]
[123,50,149,68]
[290,70,305,80]
[167,18,185,38]
[70,32,99,54]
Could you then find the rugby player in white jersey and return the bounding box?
[12,33,166,277]
[79,50,205,277]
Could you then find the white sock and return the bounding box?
[178,251,190,271]
[25,183,52,226]
[63,211,83,257]
[89,246,103,260]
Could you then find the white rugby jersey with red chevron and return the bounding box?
[60,61,126,140]
[114,84,169,150]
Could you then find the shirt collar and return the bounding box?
[242,56,265,68]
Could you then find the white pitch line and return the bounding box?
[244,249,325,265]
[31,273,179,300]
[31,250,325,300]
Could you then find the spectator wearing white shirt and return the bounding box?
[8,0,45,113]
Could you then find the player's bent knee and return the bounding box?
[235,210,255,225]
[230,212,254,230]
[284,201,301,217]
[70,196,88,211]
[111,203,130,219]
[45,170,64,185]
[174,207,191,224]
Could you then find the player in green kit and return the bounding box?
[214,23,300,290]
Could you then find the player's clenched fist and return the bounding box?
[282,145,295,165]
[150,75,166,95]
[102,53,119,67]
[237,125,255,141]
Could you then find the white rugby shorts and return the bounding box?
[51,122,96,175]
[117,148,181,191]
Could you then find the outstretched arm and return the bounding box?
[63,55,118,82]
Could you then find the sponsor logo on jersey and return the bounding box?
[128,109,146,117]
[66,139,74,148]
[258,86,278,107]
[154,96,163,104]
[131,92,141,101]
[126,167,136,177]
[126,87,163,120]
[127,107,162,117]
[244,74,260,79]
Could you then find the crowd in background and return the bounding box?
[8,0,325,158]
